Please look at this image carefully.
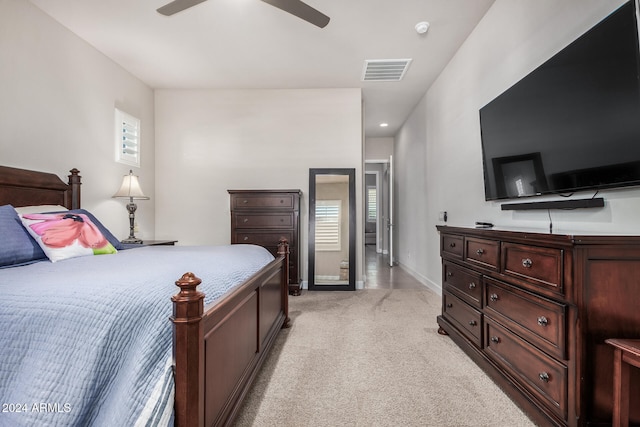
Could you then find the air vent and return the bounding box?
[362,59,412,81]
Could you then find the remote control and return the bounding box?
[475,221,494,228]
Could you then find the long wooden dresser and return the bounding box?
[229,189,302,295]
[436,225,640,427]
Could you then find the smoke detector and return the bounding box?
[415,21,430,35]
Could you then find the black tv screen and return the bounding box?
[479,0,640,201]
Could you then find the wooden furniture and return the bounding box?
[605,339,640,427]
[436,225,640,427]
[0,165,290,427]
[137,239,177,246]
[228,189,302,295]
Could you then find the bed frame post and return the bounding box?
[67,168,81,209]
[172,272,205,427]
[278,238,291,328]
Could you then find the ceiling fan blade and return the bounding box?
[157,0,208,16]
[261,0,330,28]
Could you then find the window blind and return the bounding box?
[115,108,140,167]
[367,186,377,222]
[316,200,341,251]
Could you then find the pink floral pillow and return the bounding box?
[20,212,117,262]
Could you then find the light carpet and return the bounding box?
[233,288,536,427]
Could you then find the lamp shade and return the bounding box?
[113,170,150,200]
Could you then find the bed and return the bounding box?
[0,165,291,427]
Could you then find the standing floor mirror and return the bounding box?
[308,168,356,291]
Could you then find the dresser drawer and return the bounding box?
[502,242,563,295]
[232,231,295,247]
[231,193,298,210]
[443,261,482,308]
[485,278,566,360]
[443,291,482,348]
[232,212,295,229]
[441,234,464,259]
[465,237,499,271]
[485,318,567,420]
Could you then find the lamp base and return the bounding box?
[121,237,144,244]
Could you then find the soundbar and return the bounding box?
[501,197,605,211]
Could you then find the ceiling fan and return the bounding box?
[156,0,330,28]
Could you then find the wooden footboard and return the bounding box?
[0,165,288,426]
[172,239,290,427]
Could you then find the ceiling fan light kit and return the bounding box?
[157,0,330,28]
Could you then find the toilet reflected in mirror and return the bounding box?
[308,168,355,291]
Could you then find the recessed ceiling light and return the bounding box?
[380,123,389,127]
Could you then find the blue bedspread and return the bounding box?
[0,244,274,427]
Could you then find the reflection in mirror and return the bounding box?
[309,168,355,291]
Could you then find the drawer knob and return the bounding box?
[468,282,476,290]
[243,218,249,223]
[242,199,248,204]
[476,248,485,255]
[522,258,533,268]
[449,242,456,248]
[537,316,549,327]
[539,372,550,383]
[490,293,499,302]
[243,236,249,241]
[490,336,501,344]
[447,271,453,278]
[468,320,477,326]
[446,303,453,308]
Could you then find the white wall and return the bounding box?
[365,137,393,160]
[395,0,640,292]
[394,99,431,288]
[0,0,155,241]
[154,88,363,283]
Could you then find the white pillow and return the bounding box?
[14,205,68,214]
[20,212,117,262]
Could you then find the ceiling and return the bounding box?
[29,0,495,138]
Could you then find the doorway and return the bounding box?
[364,160,391,259]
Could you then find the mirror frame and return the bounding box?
[308,168,356,291]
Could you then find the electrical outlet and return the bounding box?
[438,211,448,222]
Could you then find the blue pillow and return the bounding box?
[47,209,125,251]
[0,204,47,267]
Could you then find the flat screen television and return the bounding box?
[479,0,640,202]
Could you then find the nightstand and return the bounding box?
[130,240,177,246]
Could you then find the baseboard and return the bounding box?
[299,280,364,290]
[397,262,442,295]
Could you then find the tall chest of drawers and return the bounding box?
[436,225,640,427]
[229,189,302,295]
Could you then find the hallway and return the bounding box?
[363,245,426,289]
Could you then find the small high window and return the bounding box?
[115,108,140,167]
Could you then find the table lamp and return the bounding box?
[113,170,149,243]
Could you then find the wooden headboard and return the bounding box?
[0,165,82,209]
